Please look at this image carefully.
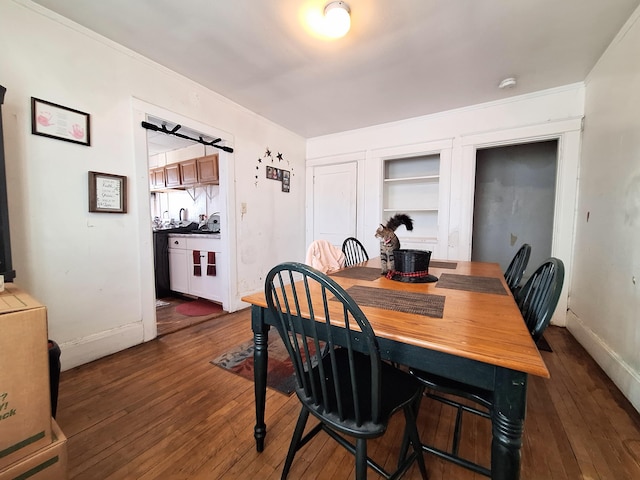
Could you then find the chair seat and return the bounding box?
[409,368,492,411]
[301,348,422,438]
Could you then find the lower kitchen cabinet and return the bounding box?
[168,241,188,294]
[168,235,222,302]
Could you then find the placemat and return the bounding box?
[338,285,445,318]
[429,261,458,269]
[329,266,381,281]
[435,273,508,295]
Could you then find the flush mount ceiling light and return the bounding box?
[324,1,351,38]
[498,77,517,89]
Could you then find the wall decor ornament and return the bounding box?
[31,97,90,146]
[255,146,293,191]
[88,171,127,213]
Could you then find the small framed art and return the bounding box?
[31,97,91,146]
[88,171,127,213]
[282,170,290,193]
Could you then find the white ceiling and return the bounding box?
[32,0,640,139]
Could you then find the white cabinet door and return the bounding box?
[168,248,188,294]
[188,250,221,302]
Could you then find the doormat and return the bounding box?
[175,299,223,317]
[211,337,297,396]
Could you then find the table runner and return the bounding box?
[338,285,445,318]
[436,273,508,295]
[329,266,382,281]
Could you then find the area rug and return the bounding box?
[175,299,223,316]
[211,336,297,395]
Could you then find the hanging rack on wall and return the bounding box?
[141,121,234,153]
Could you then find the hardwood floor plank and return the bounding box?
[56,311,640,480]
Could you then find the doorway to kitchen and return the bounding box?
[132,99,235,341]
[147,117,228,335]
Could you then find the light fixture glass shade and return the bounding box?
[498,77,517,89]
[324,1,351,38]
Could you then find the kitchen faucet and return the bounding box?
[179,208,186,222]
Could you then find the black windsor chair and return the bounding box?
[400,257,565,477]
[265,262,428,480]
[341,237,369,267]
[504,243,532,293]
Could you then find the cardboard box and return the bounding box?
[0,418,67,480]
[0,284,52,469]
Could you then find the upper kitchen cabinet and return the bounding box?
[197,154,219,184]
[150,167,165,190]
[179,158,198,186]
[164,163,181,188]
[150,153,219,190]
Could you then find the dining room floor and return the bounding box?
[56,308,640,479]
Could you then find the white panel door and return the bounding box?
[312,162,357,247]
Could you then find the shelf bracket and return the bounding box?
[205,185,217,200]
[186,187,199,202]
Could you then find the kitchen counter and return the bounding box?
[167,232,221,239]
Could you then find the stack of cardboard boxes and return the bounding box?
[0,284,68,479]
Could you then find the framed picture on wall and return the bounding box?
[31,97,91,146]
[88,171,127,213]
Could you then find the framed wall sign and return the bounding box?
[31,97,91,146]
[88,171,127,213]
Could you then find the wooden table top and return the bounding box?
[242,258,549,379]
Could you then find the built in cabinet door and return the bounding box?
[168,248,188,294]
[189,251,221,302]
[312,162,357,247]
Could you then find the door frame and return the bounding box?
[306,151,366,249]
[455,118,583,326]
[131,98,236,341]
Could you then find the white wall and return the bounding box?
[567,8,640,412]
[0,0,306,369]
[307,85,584,326]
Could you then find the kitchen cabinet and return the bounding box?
[149,153,218,190]
[168,239,188,294]
[150,167,165,190]
[180,158,198,185]
[168,235,222,302]
[165,163,181,187]
[197,154,219,184]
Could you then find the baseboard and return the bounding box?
[59,322,145,371]
[566,310,640,414]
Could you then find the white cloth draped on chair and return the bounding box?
[304,240,345,274]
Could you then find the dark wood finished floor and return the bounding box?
[57,309,640,479]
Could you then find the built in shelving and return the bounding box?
[382,153,441,246]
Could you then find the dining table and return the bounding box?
[241,257,549,480]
